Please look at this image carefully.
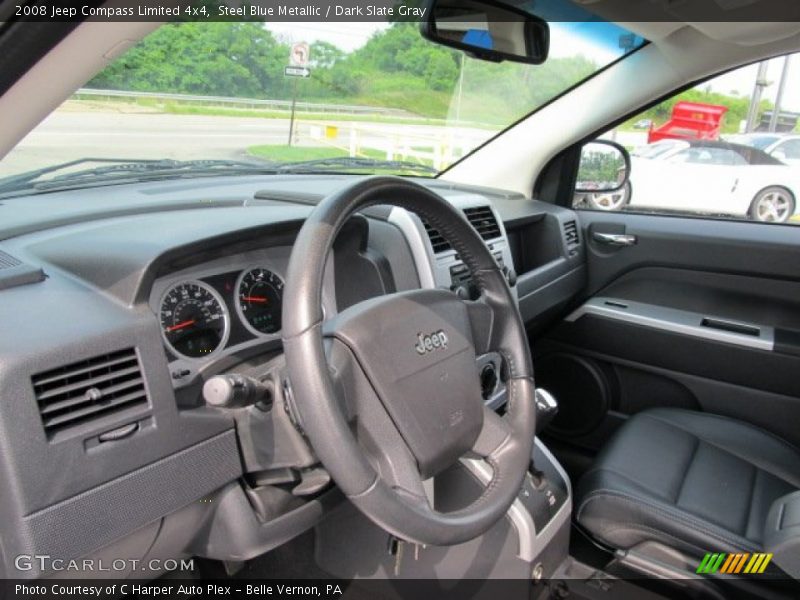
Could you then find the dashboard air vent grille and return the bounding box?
[464,206,501,241]
[32,348,148,436]
[421,219,453,253]
[563,220,580,247]
[0,250,21,270]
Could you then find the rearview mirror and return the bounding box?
[575,140,631,194]
[421,0,549,64]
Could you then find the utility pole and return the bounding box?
[745,61,770,133]
[769,55,792,132]
[455,53,465,123]
[288,77,298,147]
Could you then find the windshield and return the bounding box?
[632,140,686,159]
[0,19,644,189]
[727,134,780,150]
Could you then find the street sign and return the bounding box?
[289,42,310,67]
[286,42,311,148]
[284,66,311,78]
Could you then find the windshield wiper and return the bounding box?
[0,158,171,192]
[0,156,436,197]
[0,158,279,196]
[276,157,437,175]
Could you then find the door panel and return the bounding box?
[535,211,800,455]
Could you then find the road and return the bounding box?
[0,110,492,176]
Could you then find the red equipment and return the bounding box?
[648,101,728,143]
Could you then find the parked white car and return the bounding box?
[584,139,800,222]
[727,133,800,167]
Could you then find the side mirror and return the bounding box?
[575,140,631,194]
[772,149,787,162]
[420,0,549,65]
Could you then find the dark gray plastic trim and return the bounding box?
[16,430,240,575]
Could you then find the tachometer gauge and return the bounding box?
[159,281,229,359]
[236,267,284,335]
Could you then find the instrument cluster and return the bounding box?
[157,265,285,361]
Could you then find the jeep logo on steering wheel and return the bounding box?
[415,330,448,355]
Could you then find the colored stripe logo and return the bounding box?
[696,552,773,574]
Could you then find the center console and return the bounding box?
[314,426,572,581]
[387,196,517,296]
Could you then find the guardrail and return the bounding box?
[73,88,412,117]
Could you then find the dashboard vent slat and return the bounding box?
[463,206,502,241]
[42,389,148,430]
[563,220,580,247]
[32,348,149,437]
[0,250,22,270]
[35,364,142,401]
[421,206,502,254]
[32,353,137,387]
[39,375,145,415]
[421,219,453,253]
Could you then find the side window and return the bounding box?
[775,139,800,160]
[574,52,800,224]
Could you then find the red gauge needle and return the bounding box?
[242,296,268,303]
[166,319,196,332]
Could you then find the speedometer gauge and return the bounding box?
[236,267,284,335]
[159,281,229,359]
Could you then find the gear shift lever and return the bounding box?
[534,387,558,435]
[529,388,559,488]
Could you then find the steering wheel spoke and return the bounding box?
[325,335,430,504]
[471,405,512,458]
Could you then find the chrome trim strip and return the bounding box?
[530,438,572,554]
[566,297,774,351]
[462,458,536,562]
[462,439,572,564]
[387,207,436,289]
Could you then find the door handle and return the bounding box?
[592,232,638,246]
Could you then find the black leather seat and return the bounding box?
[576,408,800,556]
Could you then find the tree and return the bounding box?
[311,41,344,69]
[88,22,291,99]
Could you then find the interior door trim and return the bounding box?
[566,297,774,351]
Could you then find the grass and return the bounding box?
[246,144,436,173]
[161,102,454,126]
[70,95,456,126]
[247,144,385,162]
[67,95,498,129]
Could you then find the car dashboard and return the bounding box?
[0,174,584,578]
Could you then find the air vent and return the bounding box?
[464,206,501,241]
[0,248,45,291]
[421,219,453,253]
[563,220,580,247]
[421,206,502,254]
[0,250,21,270]
[32,348,148,437]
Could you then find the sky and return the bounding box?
[265,21,800,115]
[265,21,633,61]
[709,55,800,114]
[265,22,388,52]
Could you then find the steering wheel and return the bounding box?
[282,177,536,546]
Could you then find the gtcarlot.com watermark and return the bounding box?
[14,554,194,573]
